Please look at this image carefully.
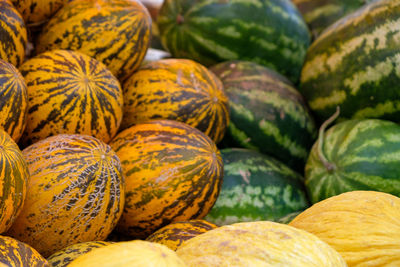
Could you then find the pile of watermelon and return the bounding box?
[1,0,400,265]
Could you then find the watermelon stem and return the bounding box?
[318,106,340,173]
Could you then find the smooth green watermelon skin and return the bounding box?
[157,0,310,83]
[205,148,309,226]
[300,0,400,124]
[212,61,316,173]
[306,118,400,203]
[293,0,378,39]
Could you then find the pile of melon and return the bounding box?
[1,0,400,266]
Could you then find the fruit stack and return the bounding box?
[0,0,399,266]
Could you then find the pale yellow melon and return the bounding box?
[67,240,186,267]
[176,221,346,266]
[290,191,400,266]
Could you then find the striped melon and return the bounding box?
[122,58,229,143]
[68,240,186,267]
[0,235,48,266]
[146,220,217,251]
[176,221,346,266]
[292,0,378,39]
[7,134,125,257]
[306,112,400,203]
[110,120,223,239]
[0,129,28,233]
[0,0,27,67]
[11,0,69,26]
[47,241,113,267]
[157,0,310,83]
[36,0,152,81]
[290,191,400,266]
[211,61,316,172]
[300,0,400,124]
[205,148,309,226]
[19,49,123,147]
[0,59,28,142]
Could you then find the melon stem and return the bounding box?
[317,106,340,173]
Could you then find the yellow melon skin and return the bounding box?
[289,191,400,266]
[176,221,346,266]
[67,240,187,267]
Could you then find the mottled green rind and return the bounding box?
[300,0,400,124]
[212,60,316,172]
[293,0,378,39]
[157,0,310,83]
[306,118,400,203]
[205,148,309,226]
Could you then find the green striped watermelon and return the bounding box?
[211,61,316,172]
[292,0,377,39]
[157,0,310,83]
[300,0,400,124]
[205,148,309,226]
[306,114,400,203]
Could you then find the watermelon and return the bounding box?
[306,113,400,203]
[292,0,378,39]
[211,61,316,172]
[157,0,310,83]
[300,0,400,124]
[205,148,309,226]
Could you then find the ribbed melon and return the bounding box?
[68,240,186,267]
[36,0,152,81]
[7,134,125,257]
[211,61,316,172]
[110,120,223,239]
[47,241,113,267]
[11,0,68,26]
[176,221,346,266]
[0,129,28,233]
[0,235,47,266]
[300,0,400,123]
[122,58,229,143]
[146,220,217,251]
[290,191,400,266]
[0,0,27,66]
[0,59,28,142]
[19,49,123,147]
